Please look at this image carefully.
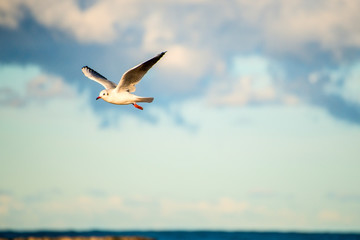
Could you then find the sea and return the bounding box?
[0,230,360,240]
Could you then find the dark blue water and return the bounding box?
[0,230,359,240]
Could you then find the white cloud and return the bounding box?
[141,10,221,92]
[161,198,249,217]
[0,193,23,216]
[0,0,23,28]
[319,61,360,104]
[2,0,358,56]
[27,73,74,99]
[308,72,320,84]
[0,194,12,215]
[0,0,141,44]
[0,88,25,107]
[208,77,276,106]
[236,0,360,56]
[2,190,358,229]
[206,55,300,106]
[317,210,351,223]
[282,94,300,105]
[0,64,75,107]
[212,78,300,107]
[142,13,176,53]
[318,210,339,222]
[152,45,213,92]
[40,195,125,215]
[26,0,122,43]
[335,63,360,104]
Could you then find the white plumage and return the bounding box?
[82,51,166,110]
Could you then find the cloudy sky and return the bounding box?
[1,0,360,231]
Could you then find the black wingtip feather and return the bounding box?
[156,51,167,58]
[82,66,95,74]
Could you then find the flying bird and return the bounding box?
[82,51,166,110]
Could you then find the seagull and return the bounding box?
[82,51,166,110]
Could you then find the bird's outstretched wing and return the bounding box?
[115,51,166,93]
[82,66,117,89]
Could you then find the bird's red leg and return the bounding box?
[133,103,143,110]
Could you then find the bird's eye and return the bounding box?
[103,93,105,96]
[107,93,109,95]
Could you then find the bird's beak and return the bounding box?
[96,96,101,100]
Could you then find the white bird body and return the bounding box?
[81,51,166,110]
[99,89,153,105]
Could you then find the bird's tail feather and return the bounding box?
[137,97,154,103]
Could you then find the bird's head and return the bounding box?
[96,90,109,100]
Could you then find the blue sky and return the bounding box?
[1,0,360,231]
